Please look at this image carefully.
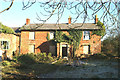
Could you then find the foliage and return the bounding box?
[101,35,119,57]
[0,22,15,34]
[54,31,64,43]
[35,53,54,63]
[17,53,37,65]
[55,30,82,54]
[46,33,50,40]
[2,60,11,66]
[68,29,82,53]
[92,20,106,37]
[16,52,54,64]
[87,53,108,60]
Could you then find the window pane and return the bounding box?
[83,31,90,40]
[50,32,54,39]
[1,41,9,49]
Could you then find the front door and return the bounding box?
[62,47,67,57]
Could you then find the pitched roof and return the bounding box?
[20,23,101,31]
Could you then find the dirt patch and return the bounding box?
[38,60,118,78]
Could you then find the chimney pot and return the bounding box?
[26,18,30,25]
[68,16,71,24]
[95,15,98,24]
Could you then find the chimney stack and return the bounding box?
[26,18,30,25]
[95,15,98,24]
[68,16,71,24]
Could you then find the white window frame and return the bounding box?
[83,45,89,54]
[50,31,54,39]
[83,31,90,40]
[29,32,35,40]
[1,41,9,50]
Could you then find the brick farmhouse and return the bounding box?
[20,15,101,58]
[0,15,101,58]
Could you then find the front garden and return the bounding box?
[0,52,119,79]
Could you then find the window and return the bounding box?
[29,45,35,53]
[83,45,90,54]
[50,32,54,39]
[29,32,35,40]
[1,41,9,50]
[83,31,90,40]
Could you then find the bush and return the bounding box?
[2,60,11,66]
[47,53,54,62]
[87,53,108,60]
[17,53,37,65]
[102,35,119,57]
[35,53,54,63]
[35,53,47,62]
[15,52,54,65]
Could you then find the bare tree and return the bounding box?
[0,0,15,13]
[21,0,119,34]
[1,0,119,36]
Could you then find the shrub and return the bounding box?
[87,53,108,60]
[17,53,37,65]
[2,60,11,66]
[35,53,47,62]
[47,53,54,62]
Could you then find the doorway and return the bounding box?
[62,47,67,57]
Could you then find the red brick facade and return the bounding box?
[75,31,101,57]
[20,30,101,57]
[20,31,53,54]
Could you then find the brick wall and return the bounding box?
[20,31,53,54]
[75,31,101,57]
[0,33,20,59]
[20,30,101,57]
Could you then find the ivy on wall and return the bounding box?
[54,30,82,54]
[67,29,82,53]
[92,20,106,37]
[46,33,50,40]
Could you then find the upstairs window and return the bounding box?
[29,32,35,40]
[50,32,54,39]
[83,31,90,40]
[1,41,9,50]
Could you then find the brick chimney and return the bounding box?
[26,18,30,25]
[68,16,71,24]
[95,15,98,24]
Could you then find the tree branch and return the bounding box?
[0,0,15,14]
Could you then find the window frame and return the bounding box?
[49,31,55,39]
[83,31,90,40]
[1,41,9,50]
[29,32,35,40]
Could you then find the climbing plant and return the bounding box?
[54,30,82,55]
[46,33,50,40]
[92,20,106,37]
[67,29,82,53]
[54,31,65,43]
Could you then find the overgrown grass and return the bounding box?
[1,52,119,79]
[2,53,75,79]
